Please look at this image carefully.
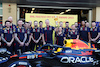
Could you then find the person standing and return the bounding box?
[55,27,66,46]
[64,22,71,39]
[14,20,27,54]
[43,19,55,44]
[1,20,14,54]
[90,22,100,43]
[79,21,90,42]
[31,21,42,50]
[68,24,79,39]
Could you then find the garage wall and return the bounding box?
[3,3,17,25]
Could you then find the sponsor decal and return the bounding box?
[27,54,38,59]
[60,57,94,63]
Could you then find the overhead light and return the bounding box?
[32,8,35,10]
[31,11,33,13]
[60,12,64,15]
[68,9,71,11]
[23,9,25,11]
[65,9,71,12]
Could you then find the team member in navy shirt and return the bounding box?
[39,21,44,46]
[90,22,100,43]
[59,21,64,33]
[43,19,55,44]
[8,16,16,33]
[64,22,71,39]
[79,21,90,42]
[24,22,32,51]
[31,21,42,50]
[86,22,90,33]
[55,27,66,46]
[74,22,79,31]
[15,20,27,54]
[1,20,14,54]
[68,24,79,39]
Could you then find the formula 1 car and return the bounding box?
[0,39,100,67]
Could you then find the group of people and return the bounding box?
[0,16,99,54]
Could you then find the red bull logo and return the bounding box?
[64,39,97,50]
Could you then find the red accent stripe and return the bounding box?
[66,29,68,32]
[11,26,12,29]
[45,32,47,41]
[73,32,75,35]
[93,29,94,31]
[5,37,7,40]
[4,43,6,46]
[8,30,9,34]
[10,54,18,58]
[44,49,53,50]
[38,55,42,57]
[47,27,49,30]
[36,29,37,32]
[19,56,27,59]
[14,43,16,46]
[83,27,85,31]
[20,29,22,32]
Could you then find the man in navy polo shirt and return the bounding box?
[79,21,90,42]
[1,20,14,54]
[8,16,16,33]
[90,22,100,43]
[14,20,27,54]
[68,24,79,39]
[24,22,32,51]
[59,21,64,33]
[74,22,79,31]
[39,21,44,46]
[31,21,42,50]
[43,19,55,44]
[64,22,71,39]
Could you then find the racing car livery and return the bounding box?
[0,39,100,67]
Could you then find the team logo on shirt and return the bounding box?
[49,27,52,30]
[37,29,40,32]
[90,28,93,31]
[85,27,87,31]
[80,27,83,31]
[10,29,13,34]
[95,28,97,31]
[80,27,87,31]
[22,28,25,33]
[90,27,97,31]
[57,33,63,36]
[27,29,30,34]
[33,29,35,32]
[75,32,77,35]
[71,31,73,34]
[0,26,2,29]
[18,28,20,32]
[44,27,47,30]
[4,29,7,33]
[70,30,77,35]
